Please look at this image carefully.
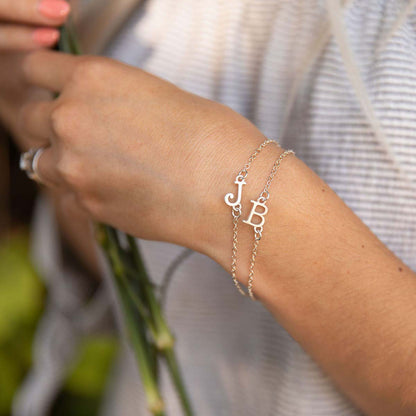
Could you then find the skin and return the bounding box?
[0,0,69,51]
[1,2,416,415]
[18,51,416,416]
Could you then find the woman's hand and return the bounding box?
[0,51,100,280]
[0,0,71,136]
[0,0,70,51]
[19,50,268,253]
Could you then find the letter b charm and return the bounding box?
[243,200,268,228]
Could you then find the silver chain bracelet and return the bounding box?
[243,149,295,299]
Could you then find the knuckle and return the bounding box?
[50,101,78,138]
[71,56,108,85]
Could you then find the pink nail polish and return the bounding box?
[38,0,70,19]
[33,28,60,45]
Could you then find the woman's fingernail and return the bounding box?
[33,28,60,46]
[38,0,70,19]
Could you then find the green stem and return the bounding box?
[59,20,81,55]
[117,282,165,416]
[60,18,194,414]
[127,236,194,416]
[163,348,194,416]
[126,235,174,350]
[105,228,161,342]
[99,226,164,415]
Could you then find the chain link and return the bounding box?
[260,149,295,197]
[246,149,295,299]
[247,234,261,300]
[238,139,276,178]
[231,205,246,296]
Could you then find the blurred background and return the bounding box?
[0,127,117,416]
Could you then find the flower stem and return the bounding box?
[126,236,193,415]
[59,17,194,415]
[99,225,165,415]
[163,348,194,416]
[118,286,165,416]
[126,236,175,350]
[58,19,81,55]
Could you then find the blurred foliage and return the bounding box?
[0,231,118,416]
[0,231,44,415]
[52,336,118,416]
[66,337,118,397]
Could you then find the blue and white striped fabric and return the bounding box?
[22,0,416,416]
[100,1,416,415]
[100,0,416,416]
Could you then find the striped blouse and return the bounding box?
[15,1,416,415]
[99,0,416,415]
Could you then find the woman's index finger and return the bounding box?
[22,49,80,92]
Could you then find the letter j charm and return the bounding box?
[224,176,246,207]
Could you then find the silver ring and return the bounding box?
[19,146,47,184]
[31,147,46,183]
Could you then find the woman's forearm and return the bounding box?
[19,51,416,415]
[202,144,416,416]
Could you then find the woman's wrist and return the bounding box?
[240,151,411,313]
[189,128,288,282]
[193,132,409,307]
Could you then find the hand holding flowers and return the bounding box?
[19,50,273,262]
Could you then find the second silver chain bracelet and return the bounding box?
[243,149,295,299]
